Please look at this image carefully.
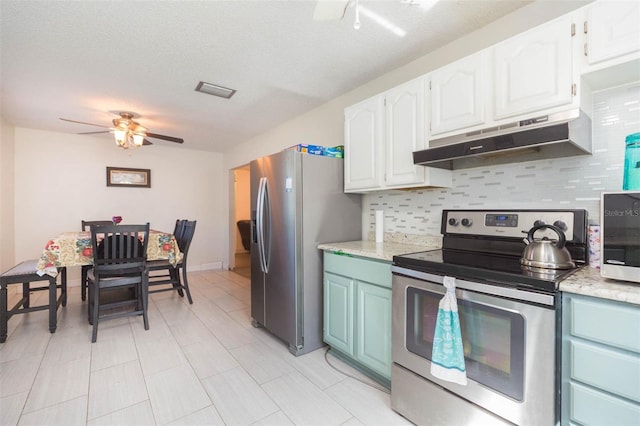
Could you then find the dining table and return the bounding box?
[36,229,183,277]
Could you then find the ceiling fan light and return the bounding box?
[132,132,145,147]
[114,129,127,147]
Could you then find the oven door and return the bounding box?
[392,267,557,426]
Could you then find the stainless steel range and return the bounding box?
[391,209,589,426]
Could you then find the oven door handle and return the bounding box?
[391,266,555,306]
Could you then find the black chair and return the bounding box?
[147,220,196,304]
[237,220,251,251]
[144,218,186,296]
[80,220,113,302]
[87,223,150,342]
[172,219,188,243]
[0,260,67,343]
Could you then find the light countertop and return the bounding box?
[317,240,437,262]
[318,240,640,306]
[560,266,640,306]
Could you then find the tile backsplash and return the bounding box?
[367,83,640,237]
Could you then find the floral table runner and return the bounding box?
[37,230,183,277]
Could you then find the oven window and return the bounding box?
[406,286,525,401]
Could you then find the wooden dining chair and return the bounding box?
[147,220,196,304]
[87,223,150,342]
[172,219,188,243]
[80,220,113,302]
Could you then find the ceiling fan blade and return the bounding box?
[78,130,111,135]
[59,117,110,128]
[143,139,153,146]
[146,132,184,144]
[313,0,349,20]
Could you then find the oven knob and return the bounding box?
[553,220,568,231]
[448,218,459,226]
[534,220,546,227]
[461,218,473,227]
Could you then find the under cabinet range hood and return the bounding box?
[414,109,592,170]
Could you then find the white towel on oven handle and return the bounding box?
[430,275,468,386]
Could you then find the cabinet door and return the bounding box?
[430,52,487,136]
[494,16,574,120]
[586,1,640,65]
[562,293,640,425]
[323,272,354,356]
[355,281,392,379]
[384,78,426,187]
[344,96,384,192]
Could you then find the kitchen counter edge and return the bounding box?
[318,240,436,263]
[559,266,640,306]
[318,241,640,306]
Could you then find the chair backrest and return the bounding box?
[173,219,188,242]
[82,220,113,231]
[177,220,197,260]
[90,223,150,278]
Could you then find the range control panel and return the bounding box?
[443,210,579,241]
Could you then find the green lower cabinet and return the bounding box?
[356,280,392,378]
[323,272,354,356]
[322,251,392,384]
[562,293,640,425]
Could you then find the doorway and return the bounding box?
[233,165,251,278]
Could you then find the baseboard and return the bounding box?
[197,262,223,271]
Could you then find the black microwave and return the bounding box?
[601,191,640,283]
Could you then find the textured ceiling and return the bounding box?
[1,0,533,153]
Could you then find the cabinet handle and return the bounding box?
[571,23,576,37]
[583,21,588,34]
[584,43,588,57]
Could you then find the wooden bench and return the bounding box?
[0,260,67,343]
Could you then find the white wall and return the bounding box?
[0,119,16,272]
[13,128,225,283]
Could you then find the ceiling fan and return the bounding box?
[60,111,184,149]
[313,0,350,21]
[313,0,432,33]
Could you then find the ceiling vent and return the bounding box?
[195,81,236,99]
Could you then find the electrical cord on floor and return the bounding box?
[323,347,391,394]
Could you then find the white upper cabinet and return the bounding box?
[344,96,384,192]
[585,1,640,66]
[384,78,426,187]
[344,77,451,193]
[430,52,488,136]
[494,15,575,120]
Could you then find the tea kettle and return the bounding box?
[521,224,575,269]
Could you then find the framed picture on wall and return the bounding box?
[106,167,151,188]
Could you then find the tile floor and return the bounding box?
[0,270,411,425]
[233,252,250,279]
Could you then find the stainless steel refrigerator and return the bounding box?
[250,149,362,356]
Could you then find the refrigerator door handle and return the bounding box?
[262,177,271,273]
[256,177,268,273]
